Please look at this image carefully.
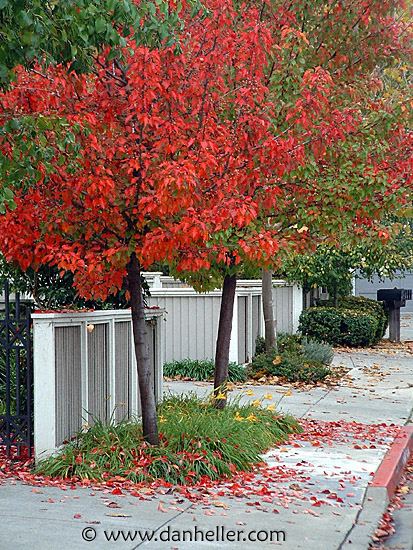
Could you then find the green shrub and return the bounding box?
[163,358,247,382]
[249,351,277,376]
[35,394,301,484]
[277,333,303,355]
[276,355,332,382]
[249,348,332,383]
[316,295,388,343]
[254,336,266,355]
[298,307,379,347]
[250,332,334,382]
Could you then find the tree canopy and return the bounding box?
[0,0,412,424]
[0,0,191,87]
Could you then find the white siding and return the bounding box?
[355,272,413,312]
[147,291,222,363]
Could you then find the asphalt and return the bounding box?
[1,316,412,550]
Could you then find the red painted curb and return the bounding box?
[370,425,413,498]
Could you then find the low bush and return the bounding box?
[298,307,379,347]
[254,336,266,356]
[276,355,332,383]
[277,333,303,356]
[35,394,301,484]
[249,333,333,383]
[163,358,247,382]
[316,295,388,343]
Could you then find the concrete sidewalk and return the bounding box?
[1,329,412,550]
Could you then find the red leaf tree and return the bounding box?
[141,0,412,404]
[0,0,412,433]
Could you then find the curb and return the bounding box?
[370,425,413,498]
[339,425,413,549]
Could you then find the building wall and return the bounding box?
[355,272,413,312]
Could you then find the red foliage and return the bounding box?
[0,1,411,297]
[0,419,403,518]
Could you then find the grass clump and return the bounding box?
[163,358,247,382]
[35,393,301,485]
[301,336,334,365]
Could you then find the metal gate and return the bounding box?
[0,281,33,457]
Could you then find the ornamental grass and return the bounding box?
[163,358,248,382]
[36,393,301,485]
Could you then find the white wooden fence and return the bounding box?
[144,274,302,364]
[33,308,164,459]
[271,280,303,334]
[32,276,302,458]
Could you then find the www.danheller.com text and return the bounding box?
[81,525,287,544]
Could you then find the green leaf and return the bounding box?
[16,10,33,28]
[3,187,14,200]
[95,17,107,33]
[9,118,21,131]
[107,48,117,60]
[79,30,88,43]
[147,2,156,16]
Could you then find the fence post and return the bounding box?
[33,319,56,460]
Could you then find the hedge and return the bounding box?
[316,295,388,344]
[298,307,379,347]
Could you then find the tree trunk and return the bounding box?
[309,288,315,307]
[126,253,159,445]
[262,268,277,354]
[213,273,237,409]
[333,285,339,307]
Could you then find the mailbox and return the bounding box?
[377,288,412,342]
[377,288,412,306]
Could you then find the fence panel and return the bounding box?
[145,278,302,364]
[33,309,164,459]
[0,281,33,457]
[55,326,82,446]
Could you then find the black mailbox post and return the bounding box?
[377,288,412,342]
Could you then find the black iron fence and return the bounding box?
[0,281,33,457]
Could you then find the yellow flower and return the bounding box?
[245,390,254,396]
[267,404,275,411]
[246,413,257,422]
[285,390,292,396]
[252,399,261,406]
[235,412,244,421]
[264,392,273,400]
[215,391,226,400]
[159,415,166,423]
